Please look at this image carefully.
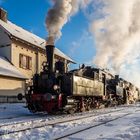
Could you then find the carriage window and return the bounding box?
[19,54,32,70]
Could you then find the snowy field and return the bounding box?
[0,103,140,140]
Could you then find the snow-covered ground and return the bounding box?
[0,103,140,140]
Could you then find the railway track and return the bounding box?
[54,112,132,140]
[0,107,128,137]
[0,103,136,123]
[0,105,119,127]
[54,108,140,140]
[0,103,134,124]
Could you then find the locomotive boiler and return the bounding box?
[18,43,139,114]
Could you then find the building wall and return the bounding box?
[0,76,25,96]
[0,31,69,80]
[0,30,69,80]
[11,40,43,78]
[11,40,68,79]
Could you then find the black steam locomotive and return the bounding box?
[18,45,139,114]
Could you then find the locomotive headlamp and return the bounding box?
[53,85,59,90]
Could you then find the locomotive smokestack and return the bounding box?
[46,36,55,73]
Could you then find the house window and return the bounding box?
[19,54,32,70]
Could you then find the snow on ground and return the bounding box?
[66,109,140,140]
[0,103,140,140]
[0,103,31,118]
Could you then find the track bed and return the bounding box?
[0,103,140,139]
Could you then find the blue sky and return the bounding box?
[0,0,96,69]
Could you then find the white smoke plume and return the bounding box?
[88,0,140,87]
[46,0,91,43]
[46,0,140,87]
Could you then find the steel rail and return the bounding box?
[0,108,126,137]
[54,112,136,140]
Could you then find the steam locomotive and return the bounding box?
[18,44,139,114]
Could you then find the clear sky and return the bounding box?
[0,0,96,69]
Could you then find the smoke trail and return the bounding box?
[88,0,140,87]
[46,0,140,87]
[46,0,91,43]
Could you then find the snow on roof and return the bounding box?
[0,57,26,79]
[0,19,75,63]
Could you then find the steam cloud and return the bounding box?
[46,0,90,43]
[89,0,140,87]
[46,0,140,87]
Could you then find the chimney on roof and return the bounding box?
[0,8,7,22]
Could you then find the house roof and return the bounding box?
[0,56,26,79]
[0,19,75,63]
